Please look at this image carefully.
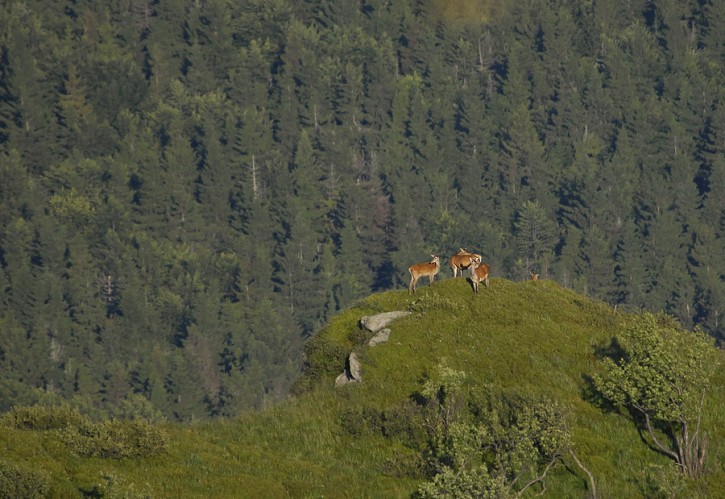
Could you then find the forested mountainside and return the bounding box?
[1,0,724,421]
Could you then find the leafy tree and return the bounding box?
[115,393,166,423]
[593,313,720,478]
[417,364,576,497]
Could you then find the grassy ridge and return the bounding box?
[2,278,723,497]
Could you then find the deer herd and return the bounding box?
[408,248,537,294]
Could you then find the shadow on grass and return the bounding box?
[582,337,680,462]
[580,336,627,414]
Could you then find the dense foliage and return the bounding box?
[1,0,725,420]
[593,313,720,478]
[416,365,574,497]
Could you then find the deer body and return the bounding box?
[449,248,482,278]
[408,255,441,293]
[469,259,490,294]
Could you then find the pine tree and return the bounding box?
[513,200,556,279]
[3,6,67,171]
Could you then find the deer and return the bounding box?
[449,247,482,278]
[408,255,441,293]
[529,271,540,281]
[469,258,490,294]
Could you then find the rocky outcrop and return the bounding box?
[367,328,391,347]
[336,311,410,387]
[360,311,411,333]
[335,352,362,387]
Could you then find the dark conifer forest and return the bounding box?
[1,0,724,420]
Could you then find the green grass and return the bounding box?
[2,277,724,498]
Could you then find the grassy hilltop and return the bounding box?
[2,278,724,497]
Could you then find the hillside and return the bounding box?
[1,278,723,497]
[3,0,725,422]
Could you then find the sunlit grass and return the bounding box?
[2,277,723,497]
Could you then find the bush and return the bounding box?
[340,401,427,448]
[382,451,429,479]
[83,472,154,498]
[2,404,167,459]
[339,407,383,437]
[380,400,428,448]
[408,294,463,313]
[1,404,88,430]
[347,326,370,345]
[0,460,50,498]
[116,394,166,424]
[61,419,168,458]
[293,334,350,393]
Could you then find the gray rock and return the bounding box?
[348,352,362,380]
[359,311,411,333]
[335,371,350,387]
[368,328,391,346]
[335,352,362,386]
[336,311,411,387]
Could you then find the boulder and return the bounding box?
[359,311,411,333]
[335,352,362,386]
[368,328,391,347]
[335,372,349,387]
[336,311,411,387]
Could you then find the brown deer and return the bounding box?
[449,247,482,278]
[469,258,490,294]
[529,271,540,281]
[408,255,441,293]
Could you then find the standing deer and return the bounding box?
[449,247,482,278]
[469,258,490,294]
[408,255,441,293]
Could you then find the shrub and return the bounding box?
[116,394,167,424]
[408,294,463,313]
[340,401,427,448]
[347,326,370,345]
[381,451,429,479]
[294,334,350,393]
[1,404,88,430]
[61,419,168,458]
[0,460,50,498]
[339,407,383,437]
[380,400,428,448]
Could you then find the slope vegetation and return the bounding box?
[2,278,723,497]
